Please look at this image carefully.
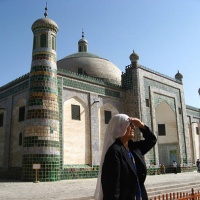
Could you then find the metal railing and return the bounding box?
[150,188,200,200]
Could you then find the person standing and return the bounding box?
[94,114,157,200]
[196,159,200,172]
[160,163,165,175]
[173,161,177,174]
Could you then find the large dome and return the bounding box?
[58,52,121,85]
[57,34,121,85]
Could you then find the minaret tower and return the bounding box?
[122,50,141,140]
[129,50,141,120]
[22,5,60,181]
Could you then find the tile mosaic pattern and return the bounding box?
[57,77,63,171]
[61,165,99,179]
[23,52,60,181]
[63,77,120,98]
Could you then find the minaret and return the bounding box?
[122,50,141,140]
[129,50,140,119]
[22,5,60,181]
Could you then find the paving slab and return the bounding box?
[0,171,199,200]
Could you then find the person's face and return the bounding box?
[124,122,135,139]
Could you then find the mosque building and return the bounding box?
[0,7,199,181]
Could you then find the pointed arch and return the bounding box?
[63,96,90,165]
[155,101,178,143]
[155,100,179,166]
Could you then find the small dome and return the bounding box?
[32,18,58,33]
[78,38,88,44]
[175,70,183,81]
[129,50,139,62]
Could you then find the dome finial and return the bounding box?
[44,2,48,18]
[82,28,84,39]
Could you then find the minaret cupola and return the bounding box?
[78,30,88,52]
[175,70,183,82]
[31,3,58,53]
[129,50,139,68]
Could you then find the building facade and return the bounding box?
[0,11,199,181]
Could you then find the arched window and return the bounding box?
[40,33,47,47]
[52,35,56,50]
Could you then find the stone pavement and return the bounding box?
[0,171,199,200]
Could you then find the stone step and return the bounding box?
[147,181,200,199]
[76,181,200,200]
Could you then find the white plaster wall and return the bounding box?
[156,101,178,144]
[99,104,118,157]
[10,99,26,167]
[194,124,200,159]
[63,97,90,165]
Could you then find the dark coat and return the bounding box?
[101,126,157,200]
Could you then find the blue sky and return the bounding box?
[0,0,199,108]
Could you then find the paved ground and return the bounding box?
[0,171,199,200]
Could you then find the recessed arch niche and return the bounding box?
[63,96,90,165]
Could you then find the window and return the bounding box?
[18,106,25,122]
[78,68,83,74]
[33,36,36,49]
[104,111,111,124]
[79,46,82,52]
[196,127,199,135]
[40,34,47,47]
[19,132,23,146]
[71,105,80,120]
[52,35,56,50]
[158,124,166,136]
[178,107,182,114]
[146,99,150,107]
[0,113,3,127]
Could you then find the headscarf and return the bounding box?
[94,114,130,200]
